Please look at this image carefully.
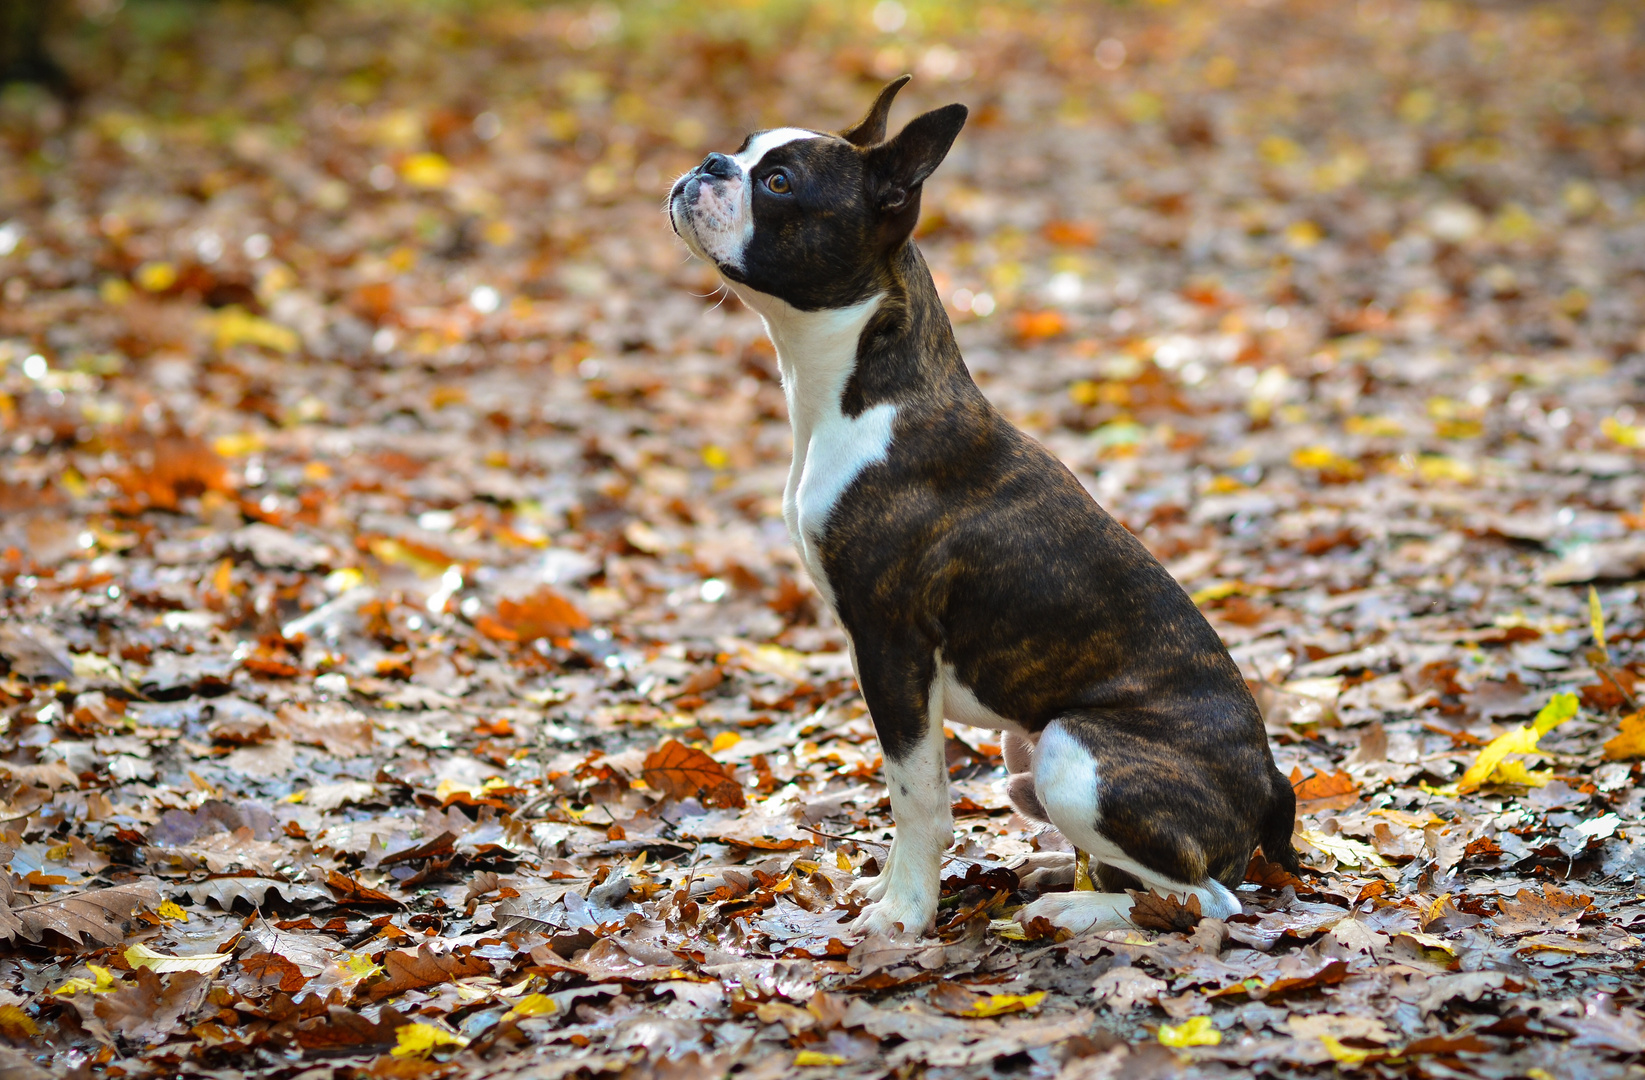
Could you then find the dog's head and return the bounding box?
[668,76,966,311]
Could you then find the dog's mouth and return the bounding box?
[667,171,741,271]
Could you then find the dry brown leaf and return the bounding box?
[642,740,745,809]
[94,968,210,1044]
[324,870,403,908]
[241,952,309,993]
[366,943,492,1001]
[4,882,161,946]
[1127,890,1202,933]
[296,1005,408,1052]
[1492,883,1593,936]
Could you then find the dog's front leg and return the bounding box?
[849,644,951,938]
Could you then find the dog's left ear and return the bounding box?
[866,103,968,217]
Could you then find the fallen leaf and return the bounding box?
[1158,1015,1220,1047]
[391,1021,469,1058]
[1492,884,1593,936]
[1603,712,1645,760]
[642,740,745,809]
[123,944,232,974]
[1128,890,1203,932]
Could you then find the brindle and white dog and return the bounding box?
[669,77,1299,937]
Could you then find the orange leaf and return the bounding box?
[492,588,590,643]
[642,740,745,809]
[1290,767,1358,802]
[473,614,519,642]
[1604,711,1645,760]
[1012,310,1067,341]
[1042,220,1100,246]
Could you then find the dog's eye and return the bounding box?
[764,172,792,195]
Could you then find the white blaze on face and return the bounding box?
[675,127,817,270]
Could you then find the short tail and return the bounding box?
[1259,775,1302,872]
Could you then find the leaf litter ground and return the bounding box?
[1,1,1644,1078]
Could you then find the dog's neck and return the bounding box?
[729,284,885,442]
[727,243,968,428]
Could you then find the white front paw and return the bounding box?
[856,843,899,902]
[850,888,937,938]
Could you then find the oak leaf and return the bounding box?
[2,882,161,946]
[1492,883,1592,937]
[366,943,491,1001]
[642,740,745,809]
[1127,890,1203,932]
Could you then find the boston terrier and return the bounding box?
[668,77,1300,937]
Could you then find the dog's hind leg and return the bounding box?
[1015,718,1242,932]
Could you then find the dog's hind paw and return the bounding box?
[1015,892,1135,935]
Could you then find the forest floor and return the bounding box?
[1,1,1645,1077]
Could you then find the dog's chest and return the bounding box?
[743,292,890,607]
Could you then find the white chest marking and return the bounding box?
[726,286,888,608]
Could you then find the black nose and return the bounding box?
[699,152,735,179]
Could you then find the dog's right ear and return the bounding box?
[840,74,912,147]
[865,102,968,215]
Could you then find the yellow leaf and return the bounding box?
[285,789,308,804]
[206,307,299,354]
[1297,828,1389,868]
[1604,712,1645,761]
[1074,848,1095,891]
[1534,692,1581,735]
[345,953,381,978]
[1457,693,1578,792]
[213,432,267,458]
[1190,580,1247,605]
[1490,759,1552,787]
[990,918,1030,941]
[1285,220,1323,249]
[795,1051,849,1066]
[134,261,177,292]
[837,849,853,872]
[962,991,1046,1018]
[124,944,231,974]
[503,993,558,1020]
[1590,586,1611,664]
[710,731,741,753]
[391,1022,469,1058]
[401,153,453,189]
[0,1005,38,1039]
[1259,135,1303,165]
[701,445,730,470]
[1159,1015,1221,1047]
[1345,415,1404,437]
[157,900,189,922]
[1601,416,1644,448]
[54,965,117,996]
[1321,1034,1373,1064]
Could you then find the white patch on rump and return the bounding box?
[725,284,887,609]
[1019,718,1242,932]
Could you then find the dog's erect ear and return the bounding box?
[840,74,912,147]
[866,103,968,215]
